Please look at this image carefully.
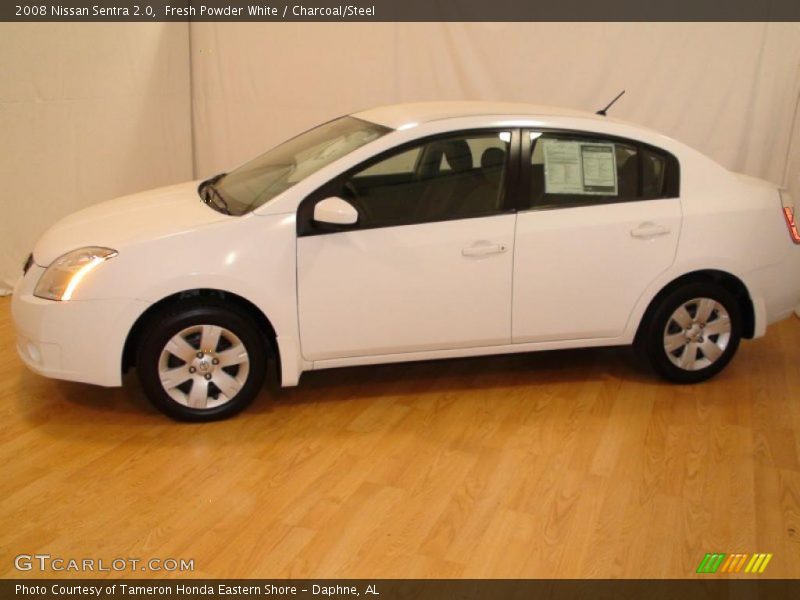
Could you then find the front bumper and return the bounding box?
[12,265,150,387]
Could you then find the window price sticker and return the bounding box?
[543,139,618,196]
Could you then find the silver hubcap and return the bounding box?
[158,324,249,409]
[663,297,731,371]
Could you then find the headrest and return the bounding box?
[481,147,506,169]
[440,139,473,172]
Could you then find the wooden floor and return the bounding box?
[1,295,799,579]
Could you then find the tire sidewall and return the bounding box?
[643,282,741,384]
[137,303,267,421]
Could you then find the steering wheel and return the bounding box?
[342,181,360,200]
[341,180,374,224]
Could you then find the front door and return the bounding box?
[297,130,519,361]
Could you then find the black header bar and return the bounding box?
[3,0,800,22]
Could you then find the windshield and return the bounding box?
[200,116,390,215]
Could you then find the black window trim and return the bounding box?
[518,128,681,212]
[297,128,523,237]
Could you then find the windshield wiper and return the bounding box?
[198,173,231,215]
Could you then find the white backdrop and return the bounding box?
[191,22,800,198]
[0,23,193,293]
[2,22,799,293]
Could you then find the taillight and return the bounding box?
[784,207,800,243]
[782,189,800,244]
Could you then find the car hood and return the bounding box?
[33,181,231,266]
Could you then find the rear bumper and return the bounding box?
[12,265,149,387]
[745,249,800,335]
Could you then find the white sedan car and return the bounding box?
[12,102,800,420]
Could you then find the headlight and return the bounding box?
[34,247,118,301]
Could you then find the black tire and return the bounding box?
[136,299,268,421]
[637,282,741,384]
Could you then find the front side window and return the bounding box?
[202,116,390,216]
[309,131,512,230]
[527,131,678,209]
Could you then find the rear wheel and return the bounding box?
[136,300,267,421]
[639,282,741,383]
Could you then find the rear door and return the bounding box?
[512,130,682,343]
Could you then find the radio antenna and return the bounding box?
[596,90,626,116]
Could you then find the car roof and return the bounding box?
[352,101,605,129]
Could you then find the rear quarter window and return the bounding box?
[527,131,679,209]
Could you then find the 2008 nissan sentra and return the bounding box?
[12,102,800,420]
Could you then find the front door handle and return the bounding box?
[630,222,671,239]
[461,242,508,257]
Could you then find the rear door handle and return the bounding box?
[630,222,671,239]
[461,242,508,257]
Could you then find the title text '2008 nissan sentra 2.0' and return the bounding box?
[12,102,800,420]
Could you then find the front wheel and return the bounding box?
[638,282,741,384]
[136,300,268,421]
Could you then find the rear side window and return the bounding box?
[527,132,679,209]
[641,147,668,198]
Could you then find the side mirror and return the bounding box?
[313,196,358,226]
